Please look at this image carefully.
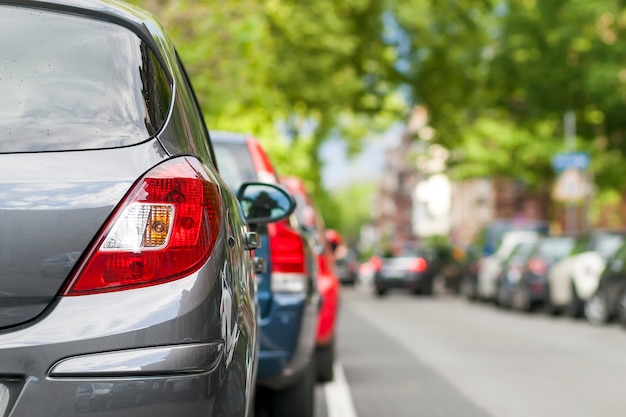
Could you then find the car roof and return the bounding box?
[210,131,251,144]
[3,0,167,54]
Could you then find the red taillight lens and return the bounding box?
[268,220,307,293]
[63,157,222,296]
[370,255,383,272]
[268,221,306,273]
[527,258,547,275]
[409,257,428,273]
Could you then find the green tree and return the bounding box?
[127,0,401,226]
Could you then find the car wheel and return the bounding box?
[565,282,584,318]
[272,359,315,417]
[316,340,334,383]
[585,289,610,325]
[375,287,387,297]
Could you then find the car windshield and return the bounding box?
[508,241,536,263]
[535,237,576,262]
[0,5,171,152]
[212,142,257,191]
[391,246,428,258]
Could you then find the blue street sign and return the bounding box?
[551,152,590,171]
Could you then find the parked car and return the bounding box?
[428,241,479,294]
[478,218,549,257]
[326,230,358,285]
[546,230,625,317]
[476,229,543,301]
[212,132,319,417]
[511,235,576,312]
[585,242,626,325]
[0,2,295,416]
[372,243,439,296]
[494,238,540,308]
[281,176,341,382]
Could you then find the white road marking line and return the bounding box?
[324,362,358,417]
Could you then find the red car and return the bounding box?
[281,177,341,382]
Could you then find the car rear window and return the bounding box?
[0,5,172,152]
[212,142,257,191]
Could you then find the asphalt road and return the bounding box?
[323,285,626,417]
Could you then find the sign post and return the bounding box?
[551,148,591,234]
[550,112,594,235]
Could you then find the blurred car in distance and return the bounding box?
[0,2,296,417]
[326,230,359,286]
[281,176,341,382]
[212,132,319,417]
[427,241,477,294]
[459,246,482,300]
[357,258,376,286]
[511,235,576,312]
[585,242,626,325]
[476,229,544,301]
[478,218,549,257]
[546,230,625,317]
[494,238,541,308]
[372,243,439,296]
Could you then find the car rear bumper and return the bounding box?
[0,271,254,417]
[374,272,431,291]
[256,292,318,390]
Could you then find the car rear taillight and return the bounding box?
[370,255,383,272]
[268,220,307,293]
[527,257,547,275]
[409,257,428,273]
[63,157,222,296]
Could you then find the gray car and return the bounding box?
[0,1,294,416]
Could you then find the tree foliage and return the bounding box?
[127,0,402,232]
[392,0,626,191]
[126,0,626,235]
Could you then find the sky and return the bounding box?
[319,123,404,190]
